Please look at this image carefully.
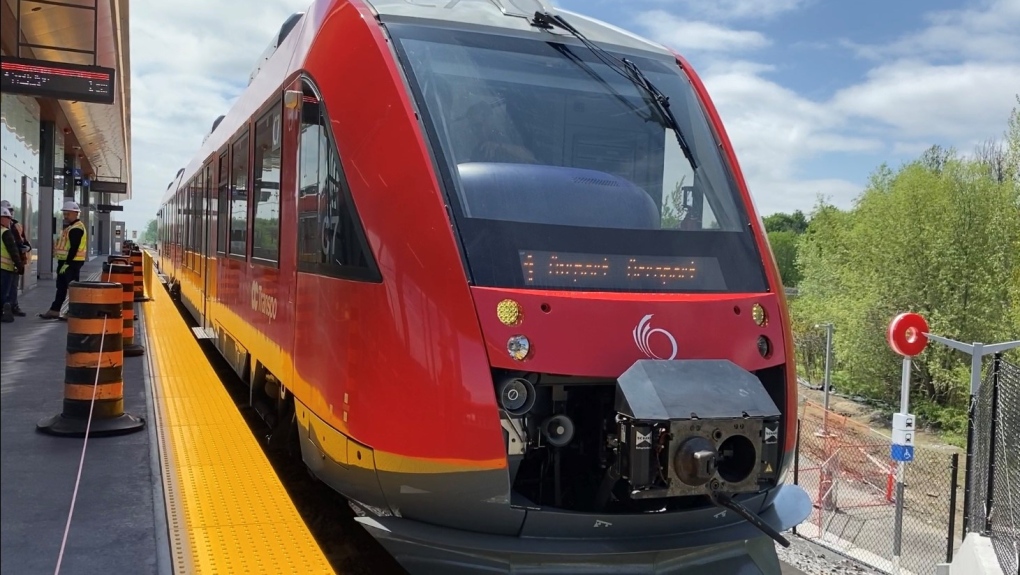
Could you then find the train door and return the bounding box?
[202,163,213,327]
[282,78,303,381]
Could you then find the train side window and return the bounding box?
[192,179,200,267]
[191,178,200,265]
[230,130,250,259]
[195,170,205,260]
[174,193,179,247]
[295,80,380,281]
[183,183,191,265]
[204,164,212,256]
[252,103,282,263]
[216,150,229,254]
[179,187,185,262]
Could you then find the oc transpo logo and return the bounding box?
[250,281,278,320]
[633,314,678,360]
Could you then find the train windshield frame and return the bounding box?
[387,22,769,294]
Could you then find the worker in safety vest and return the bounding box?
[1,206,26,323]
[0,199,31,316]
[40,200,87,320]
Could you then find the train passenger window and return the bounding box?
[252,103,282,263]
[216,151,228,254]
[204,164,212,256]
[175,193,181,249]
[191,179,200,263]
[195,170,205,260]
[183,183,190,265]
[230,131,250,258]
[295,80,379,281]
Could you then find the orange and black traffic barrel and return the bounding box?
[36,281,145,437]
[102,261,145,357]
[130,249,148,302]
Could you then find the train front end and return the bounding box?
[354,2,811,572]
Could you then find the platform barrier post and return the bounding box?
[130,249,149,302]
[102,262,145,357]
[37,281,145,437]
[142,250,154,299]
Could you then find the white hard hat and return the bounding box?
[0,207,11,218]
[62,200,81,212]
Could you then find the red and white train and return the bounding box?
[156,0,810,572]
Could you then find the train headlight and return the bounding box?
[757,335,772,358]
[497,299,523,326]
[507,335,531,361]
[751,303,767,326]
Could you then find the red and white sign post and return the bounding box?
[886,312,929,575]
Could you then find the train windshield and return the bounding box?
[389,24,768,293]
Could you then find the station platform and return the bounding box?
[0,256,335,575]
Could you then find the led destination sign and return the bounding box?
[519,250,727,291]
[0,57,115,105]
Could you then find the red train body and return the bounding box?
[156,0,810,572]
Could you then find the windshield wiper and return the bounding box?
[532,11,697,170]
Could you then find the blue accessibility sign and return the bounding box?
[891,444,914,462]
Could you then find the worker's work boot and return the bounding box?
[11,305,26,317]
[39,309,60,320]
[1,304,13,323]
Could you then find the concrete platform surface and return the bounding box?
[0,258,170,575]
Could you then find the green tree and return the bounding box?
[1005,97,1020,340]
[763,210,808,234]
[1005,94,1019,182]
[793,150,1019,435]
[767,230,802,287]
[142,219,158,243]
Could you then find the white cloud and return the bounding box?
[847,0,1020,63]
[697,62,876,213]
[121,0,310,232]
[832,60,1020,144]
[634,11,770,53]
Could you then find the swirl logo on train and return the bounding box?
[633,314,679,360]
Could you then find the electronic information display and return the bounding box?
[1,56,115,105]
[519,250,728,291]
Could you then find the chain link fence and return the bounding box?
[794,401,963,575]
[965,355,1020,575]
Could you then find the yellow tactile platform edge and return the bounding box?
[141,272,335,574]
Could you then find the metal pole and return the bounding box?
[946,452,959,563]
[822,322,833,432]
[899,355,912,415]
[793,419,801,536]
[962,393,976,534]
[892,356,911,575]
[984,353,1002,534]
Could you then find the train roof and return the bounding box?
[160,0,676,206]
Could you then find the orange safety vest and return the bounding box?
[54,220,87,262]
[0,226,14,272]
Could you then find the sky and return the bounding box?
[117,0,1020,233]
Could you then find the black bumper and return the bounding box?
[354,484,811,574]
